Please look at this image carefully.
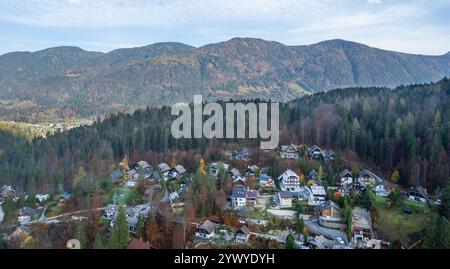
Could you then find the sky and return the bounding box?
[0,0,449,55]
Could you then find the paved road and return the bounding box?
[28,207,107,224]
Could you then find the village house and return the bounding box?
[231,186,259,210]
[278,169,301,192]
[174,164,186,175]
[352,207,373,248]
[338,169,354,186]
[246,189,259,208]
[307,169,320,182]
[358,169,382,186]
[278,192,294,208]
[309,185,326,205]
[374,185,390,197]
[279,144,300,159]
[0,185,15,201]
[210,163,230,178]
[158,163,171,175]
[307,145,335,161]
[316,201,345,229]
[307,145,324,160]
[230,168,241,179]
[103,204,120,220]
[258,174,274,188]
[35,194,50,203]
[233,176,247,186]
[235,225,251,243]
[17,207,38,224]
[195,220,217,240]
[232,186,247,210]
[246,165,260,178]
[408,186,430,203]
[230,148,252,161]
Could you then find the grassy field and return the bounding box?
[374,196,431,246]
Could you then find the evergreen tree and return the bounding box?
[285,233,297,249]
[94,233,104,249]
[108,207,129,249]
[74,221,86,249]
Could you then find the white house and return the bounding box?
[195,220,217,240]
[279,144,300,159]
[278,169,301,192]
[338,169,354,186]
[235,225,251,243]
[278,192,294,208]
[309,185,326,205]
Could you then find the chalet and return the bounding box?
[352,207,373,246]
[210,163,230,178]
[246,165,260,177]
[307,145,335,161]
[232,186,259,210]
[103,204,119,220]
[235,225,251,243]
[0,185,15,200]
[308,145,324,160]
[232,186,247,210]
[150,171,161,181]
[316,201,344,229]
[132,204,152,218]
[18,207,37,224]
[323,150,335,160]
[350,181,366,195]
[195,220,217,240]
[233,176,247,185]
[230,168,241,179]
[230,148,252,161]
[126,179,137,188]
[278,192,294,208]
[127,169,139,181]
[174,165,186,175]
[359,169,382,186]
[408,186,430,203]
[246,189,259,208]
[279,144,300,159]
[136,161,151,175]
[168,168,179,179]
[35,194,50,203]
[307,169,320,182]
[258,174,274,188]
[278,169,301,192]
[338,169,354,186]
[158,163,171,174]
[309,185,326,205]
[374,185,390,197]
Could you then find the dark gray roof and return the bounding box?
[198,220,217,234]
[232,186,246,198]
[338,169,353,179]
[316,200,341,212]
[237,225,251,235]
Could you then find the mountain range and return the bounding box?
[1,37,449,121]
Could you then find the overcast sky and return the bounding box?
[0,0,449,55]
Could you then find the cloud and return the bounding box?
[0,0,448,55]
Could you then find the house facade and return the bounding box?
[279,144,300,159]
[195,220,217,240]
[278,169,301,192]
